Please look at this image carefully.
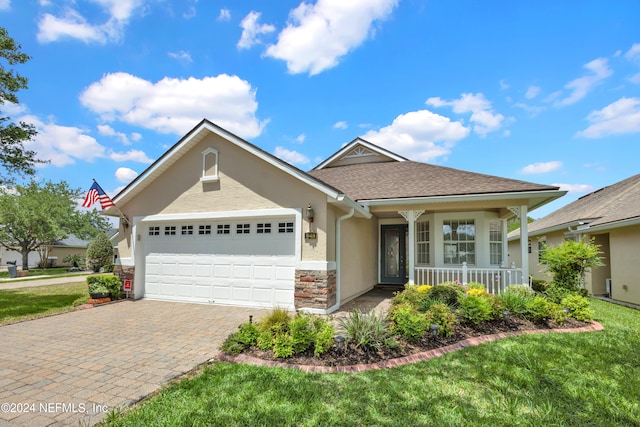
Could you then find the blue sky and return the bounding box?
[2,0,639,219]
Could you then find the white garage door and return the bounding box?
[143,218,296,308]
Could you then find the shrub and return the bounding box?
[272,334,294,358]
[531,279,549,293]
[86,232,114,273]
[86,275,122,299]
[339,309,390,350]
[550,304,569,324]
[499,285,535,317]
[312,318,335,356]
[258,307,291,334]
[424,303,457,337]
[561,294,593,322]
[220,335,245,355]
[542,283,573,304]
[466,282,486,291]
[257,331,273,350]
[236,322,259,346]
[63,253,84,268]
[524,295,553,322]
[540,239,604,291]
[388,304,428,342]
[425,284,461,307]
[418,296,443,313]
[391,284,425,308]
[458,295,494,325]
[466,287,486,297]
[417,285,432,294]
[289,314,315,354]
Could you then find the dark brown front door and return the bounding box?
[380,224,408,284]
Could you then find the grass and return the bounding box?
[103,299,640,426]
[0,282,89,325]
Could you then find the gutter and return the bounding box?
[325,208,355,314]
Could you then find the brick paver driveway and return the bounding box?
[0,300,264,426]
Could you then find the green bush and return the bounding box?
[339,309,390,350]
[312,318,335,357]
[258,307,291,334]
[561,294,593,322]
[220,335,245,355]
[289,314,315,354]
[391,284,426,308]
[236,322,259,346]
[540,239,604,292]
[425,284,461,307]
[272,333,294,358]
[86,275,122,299]
[499,285,535,317]
[458,295,495,325]
[424,303,457,337]
[257,330,273,350]
[542,283,573,304]
[550,304,569,324]
[86,232,114,273]
[388,303,428,342]
[531,279,549,293]
[525,295,553,322]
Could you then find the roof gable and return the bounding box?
[313,138,407,170]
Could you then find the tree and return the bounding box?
[540,239,604,291]
[508,216,535,233]
[0,180,111,270]
[0,27,45,185]
[86,232,114,272]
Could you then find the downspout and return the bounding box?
[326,208,355,314]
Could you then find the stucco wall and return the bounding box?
[338,213,378,303]
[116,132,331,262]
[609,224,640,305]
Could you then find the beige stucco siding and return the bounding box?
[609,225,640,305]
[338,213,378,303]
[116,133,331,262]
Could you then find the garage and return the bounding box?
[142,217,296,308]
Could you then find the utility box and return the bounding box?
[8,265,18,278]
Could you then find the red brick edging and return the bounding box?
[216,321,604,374]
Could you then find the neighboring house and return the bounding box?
[1,234,90,268]
[107,119,564,313]
[508,174,640,307]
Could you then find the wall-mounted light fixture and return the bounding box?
[306,203,314,223]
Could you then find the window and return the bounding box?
[164,226,176,236]
[199,225,211,235]
[236,223,251,234]
[443,219,475,265]
[201,147,219,182]
[489,220,503,265]
[528,239,532,254]
[416,221,430,264]
[149,226,160,236]
[181,225,193,235]
[216,224,230,235]
[278,222,294,233]
[538,239,547,263]
[257,223,271,234]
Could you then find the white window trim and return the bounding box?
[200,147,219,183]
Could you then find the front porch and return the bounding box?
[414,263,528,294]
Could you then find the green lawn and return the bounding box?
[0,282,89,325]
[103,299,640,426]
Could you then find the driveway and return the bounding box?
[0,300,263,426]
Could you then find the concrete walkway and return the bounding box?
[0,300,264,426]
[0,274,90,290]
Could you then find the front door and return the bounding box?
[380,224,408,284]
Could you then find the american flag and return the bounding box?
[82,181,115,209]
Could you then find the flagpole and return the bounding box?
[92,179,130,225]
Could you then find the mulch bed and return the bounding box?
[218,318,601,372]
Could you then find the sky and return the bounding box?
[1,0,639,220]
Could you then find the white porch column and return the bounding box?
[520,205,529,285]
[399,210,425,285]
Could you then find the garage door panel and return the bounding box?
[144,218,296,307]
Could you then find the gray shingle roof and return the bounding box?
[308,161,559,201]
[515,174,640,236]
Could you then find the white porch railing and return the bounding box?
[415,262,528,295]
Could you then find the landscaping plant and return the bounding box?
[86,232,114,272]
[339,309,390,350]
[540,238,604,291]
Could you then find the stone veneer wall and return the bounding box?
[294,269,336,310]
[113,264,135,298]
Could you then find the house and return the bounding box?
[508,174,640,307]
[1,234,90,268]
[107,119,564,313]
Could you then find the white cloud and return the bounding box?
[79,72,268,138]
[19,115,153,167]
[265,0,398,75]
[237,11,275,49]
[576,97,640,138]
[426,93,505,136]
[520,161,563,175]
[97,124,139,145]
[361,109,469,162]
[295,134,306,143]
[274,146,310,165]
[629,72,640,84]
[499,80,509,90]
[168,50,192,64]
[625,43,640,62]
[37,0,144,44]
[525,85,540,99]
[514,102,546,116]
[217,8,231,22]
[0,0,10,11]
[552,183,595,194]
[115,167,138,183]
[555,58,612,106]
[2,102,28,116]
[333,121,348,129]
